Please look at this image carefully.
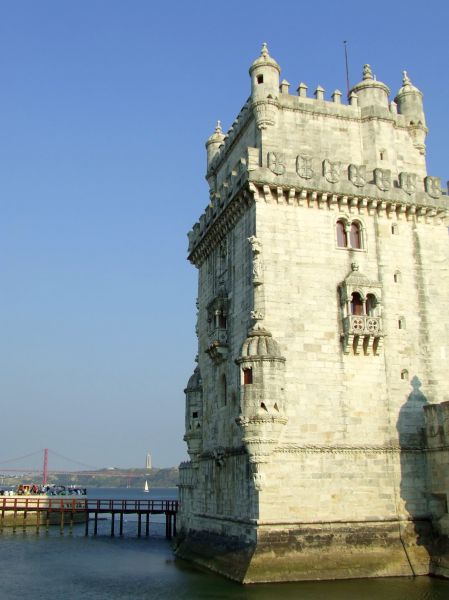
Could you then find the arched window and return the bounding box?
[350,222,362,249]
[350,292,364,316]
[336,220,347,247]
[365,294,377,316]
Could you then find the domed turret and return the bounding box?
[235,323,287,490]
[395,71,427,154]
[240,324,283,359]
[394,71,426,127]
[205,121,225,168]
[349,64,390,109]
[183,366,203,463]
[249,43,280,129]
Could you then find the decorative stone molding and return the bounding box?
[296,154,314,179]
[348,164,366,187]
[248,235,264,286]
[399,172,417,195]
[268,152,286,175]
[323,159,341,183]
[187,180,449,267]
[424,176,441,199]
[374,168,391,191]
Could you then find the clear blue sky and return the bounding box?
[0,0,448,470]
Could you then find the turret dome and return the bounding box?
[185,366,202,392]
[349,64,390,108]
[240,324,283,359]
[249,43,280,76]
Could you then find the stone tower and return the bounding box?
[177,44,449,582]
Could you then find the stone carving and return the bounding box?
[348,164,366,187]
[399,172,417,195]
[424,176,441,199]
[268,152,286,175]
[296,154,314,179]
[323,159,341,183]
[248,236,263,286]
[250,310,265,321]
[374,168,391,192]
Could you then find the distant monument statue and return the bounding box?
[145,452,152,470]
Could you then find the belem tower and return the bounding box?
[176,44,449,583]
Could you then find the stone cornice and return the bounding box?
[188,172,448,266]
[275,443,420,454]
[188,178,253,267]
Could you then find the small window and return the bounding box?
[380,151,385,161]
[336,220,347,247]
[257,74,264,84]
[350,222,362,249]
[398,317,406,330]
[218,314,227,329]
[391,224,398,235]
[401,369,409,381]
[351,292,364,316]
[394,271,401,283]
[243,368,253,385]
[366,294,377,316]
[192,411,198,418]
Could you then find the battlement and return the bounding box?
[190,45,447,264]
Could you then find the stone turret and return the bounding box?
[205,120,225,169]
[349,64,390,109]
[249,43,280,129]
[395,71,427,154]
[235,324,286,490]
[183,366,203,463]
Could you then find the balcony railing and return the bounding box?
[343,315,382,336]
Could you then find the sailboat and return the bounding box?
[144,480,149,493]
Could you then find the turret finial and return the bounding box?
[363,64,373,80]
[261,42,269,57]
[402,70,412,86]
[215,120,222,134]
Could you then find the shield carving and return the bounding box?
[268,152,286,176]
[348,164,366,187]
[323,159,341,183]
[424,176,441,199]
[374,168,391,192]
[399,172,417,195]
[296,154,314,179]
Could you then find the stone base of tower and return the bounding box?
[175,519,435,583]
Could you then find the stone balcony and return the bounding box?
[342,315,383,355]
[205,327,228,364]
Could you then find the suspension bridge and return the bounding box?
[0,448,151,484]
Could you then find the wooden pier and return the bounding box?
[0,497,178,538]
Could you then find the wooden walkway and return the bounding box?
[0,497,178,538]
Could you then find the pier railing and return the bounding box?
[0,497,178,538]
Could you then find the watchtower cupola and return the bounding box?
[395,71,427,154]
[349,64,390,109]
[205,120,225,169]
[249,43,280,129]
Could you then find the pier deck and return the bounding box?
[0,497,178,538]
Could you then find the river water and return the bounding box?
[0,487,448,599]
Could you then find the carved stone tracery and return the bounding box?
[339,262,384,355]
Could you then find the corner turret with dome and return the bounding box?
[178,43,449,583]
